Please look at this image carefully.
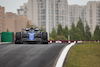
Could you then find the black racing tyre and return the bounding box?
[15,41,23,44]
[16,32,21,40]
[42,32,48,44]
[42,32,48,40]
[41,41,48,44]
[15,41,18,44]
[45,41,48,44]
[15,41,19,44]
[15,32,23,44]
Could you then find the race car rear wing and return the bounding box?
[22,28,42,31]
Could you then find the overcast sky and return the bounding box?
[0,0,100,14]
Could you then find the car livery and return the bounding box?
[29,33,35,40]
[15,28,48,44]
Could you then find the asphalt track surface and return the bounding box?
[0,43,68,67]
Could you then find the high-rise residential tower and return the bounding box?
[49,0,68,32]
[18,0,68,32]
[5,12,32,33]
[86,1,100,35]
[0,6,5,33]
[17,0,100,35]
[17,3,28,16]
[27,0,38,26]
[68,5,86,29]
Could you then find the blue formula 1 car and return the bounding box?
[15,27,48,44]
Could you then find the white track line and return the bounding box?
[0,42,11,44]
[55,42,75,67]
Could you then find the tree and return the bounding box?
[70,22,82,40]
[26,21,30,28]
[43,28,46,32]
[57,24,63,35]
[55,35,67,40]
[6,29,9,32]
[77,17,85,40]
[93,25,100,40]
[84,22,91,40]
[63,25,69,39]
[70,22,75,40]
[41,27,46,32]
[50,27,57,39]
[49,37,54,40]
[71,22,76,30]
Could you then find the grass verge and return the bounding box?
[65,42,100,67]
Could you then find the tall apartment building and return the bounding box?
[49,0,68,32]
[68,1,100,35]
[68,5,86,29]
[5,12,18,33]
[17,3,28,16]
[18,0,68,32]
[15,15,30,32]
[5,12,32,33]
[36,0,46,29]
[28,0,38,26]
[0,6,5,33]
[17,0,100,34]
[86,1,100,35]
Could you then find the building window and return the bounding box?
[90,4,92,8]
[90,25,93,30]
[90,9,92,18]
[24,11,27,16]
[25,6,27,10]
[98,22,100,24]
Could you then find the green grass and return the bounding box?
[65,42,100,67]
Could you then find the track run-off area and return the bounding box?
[0,43,75,67]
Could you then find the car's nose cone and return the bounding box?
[29,33,34,40]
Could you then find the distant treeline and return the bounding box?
[50,17,100,40]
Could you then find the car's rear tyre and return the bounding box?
[42,32,48,40]
[44,41,48,44]
[15,32,23,44]
[42,32,48,44]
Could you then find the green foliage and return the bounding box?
[70,23,82,40]
[50,27,57,39]
[71,22,76,30]
[84,22,91,40]
[49,37,54,40]
[55,35,67,40]
[63,25,69,38]
[57,24,63,35]
[49,18,100,41]
[6,29,9,32]
[77,17,85,40]
[26,21,30,28]
[34,25,38,28]
[41,27,46,32]
[93,25,100,40]
[43,28,46,32]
